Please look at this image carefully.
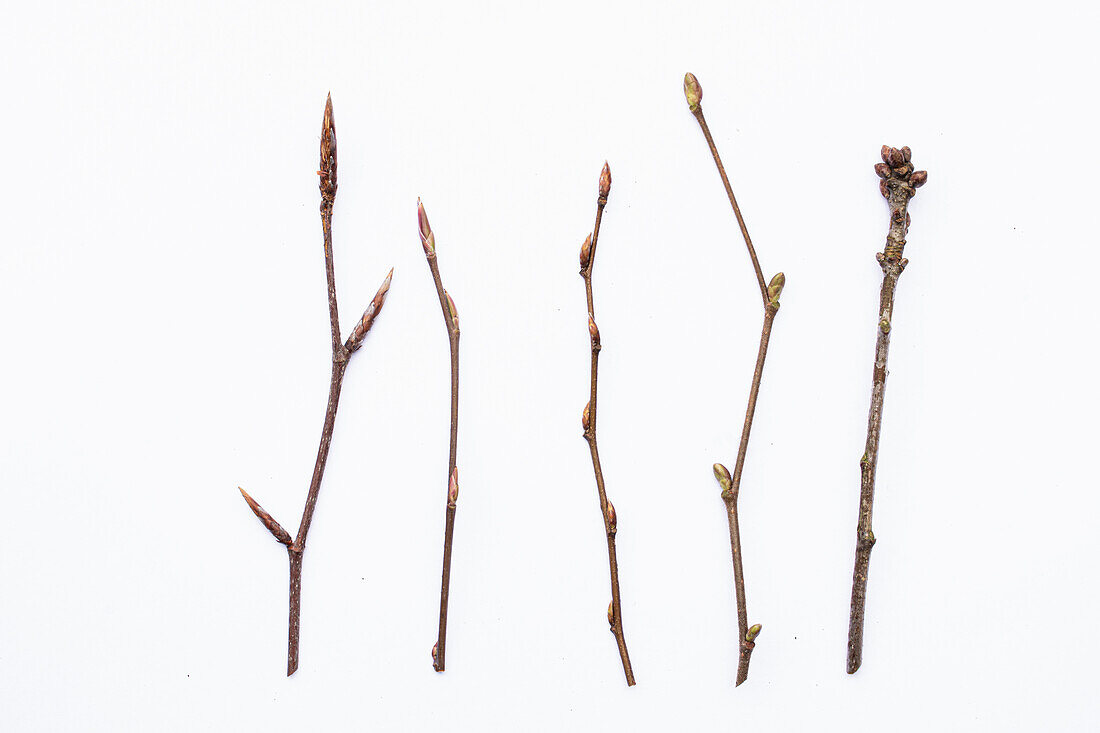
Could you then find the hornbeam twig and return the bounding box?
[684,72,784,686]
[418,200,462,673]
[578,162,636,686]
[238,94,394,676]
[846,145,928,674]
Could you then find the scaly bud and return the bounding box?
[431,643,439,665]
[346,268,394,352]
[910,170,928,188]
[606,501,617,533]
[607,601,615,627]
[579,234,592,270]
[901,146,912,162]
[885,146,904,168]
[588,315,600,348]
[599,162,612,199]
[319,93,338,203]
[767,272,786,303]
[713,463,733,499]
[879,145,893,165]
[582,402,591,431]
[874,162,890,179]
[444,290,459,330]
[417,199,436,255]
[684,72,703,112]
[239,487,293,546]
[448,467,459,507]
[746,623,762,642]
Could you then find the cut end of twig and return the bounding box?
[444,290,459,330]
[579,234,592,270]
[588,315,601,349]
[319,93,337,203]
[767,272,785,304]
[448,467,459,507]
[417,198,436,255]
[684,72,702,112]
[582,401,591,432]
[746,623,762,642]
[599,162,612,199]
[345,268,394,352]
[713,463,733,499]
[239,487,293,546]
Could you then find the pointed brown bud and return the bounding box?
[746,623,763,642]
[874,162,890,179]
[880,145,892,165]
[239,487,292,546]
[588,315,600,348]
[346,268,394,352]
[886,146,904,168]
[598,162,611,199]
[767,272,785,303]
[582,402,591,431]
[607,601,615,627]
[910,170,928,188]
[447,467,459,506]
[579,234,592,269]
[901,146,912,162]
[319,94,338,203]
[417,199,436,255]
[684,72,703,112]
[606,501,617,532]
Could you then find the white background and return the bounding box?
[1,1,1097,730]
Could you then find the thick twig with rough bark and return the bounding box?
[418,201,462,673]
[684,72,784,686]
[238,94,394,676]
[846,146,927,675]
[578,162,635,687]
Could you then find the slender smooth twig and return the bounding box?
[577,162,635,687]
[418,201,462,673]
[684,73,784,686]
[846,146,928,675]
[238,94,394,676]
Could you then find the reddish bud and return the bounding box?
[588,315,600,347]
[431,643,439,664]
[880,145,892,164]
[239,487,292,546]
[417,199,436,255]
[346,268,394,352]
[874,162,890,179]
[901,146,912,162]
[579,234,592,269]
[886,146,904,168]
[607,601,615,627]
[319,93,338,202]
[683,72,703,112]
[448,467,459,506]
[444,290,459,330]
[599,162,611,199]
[606,501,617,532]
[582,402,591,431]
[910,170,928,188]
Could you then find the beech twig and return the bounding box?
[418,201,462,673]
[684,73,784,686]
[238,94,394,676]
[578,162,636,686]
[846,146,927,674]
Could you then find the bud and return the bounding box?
[588,315,600,348]
[684,72,702,112]
[879,145,893,165]
[431,642,439,664]
[767,272,785,303]
[582,402,591,431]
[873,162,890,179]
[746,623,762,642]
[901,146,912,162]
[579,234,592,269]
[448,467,459,506]
[346,268,394,352]
[319,93,338,202]
[713,463,732,491]
[239,487,292,546]
[909,170,928,188]
[599,162,612,199]
[885,146,904,168]
[444,290,459,330]
[417,199,436,255]
[606,501,617,532]
[607,601,615,627]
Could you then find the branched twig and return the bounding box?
[846,146,927,675]
[418,201,462,673]
[238,94,394,676]
[578,162,636,687]
[685,73,784,686]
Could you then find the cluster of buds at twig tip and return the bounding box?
[746,623,762,643]
[318,93,337,203]
[588,315,601,349]
[875,145,927,199]
[579,234,592,270]
[346,268,394,352]
[444,290,459,331]
[239,487,292,546]
[767,272,785,305]
[417,199,436,255]
[448,467,459,507]
[607,601,616,628]
[599,162,612,200]
[683,72,702,112]
[606,501,617,534]
[582,401,591,432]
[713,463,734,501]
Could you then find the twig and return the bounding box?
[418,201,462,673]
[578,162,636,687]
[238,94,394,676]
[685,72,784,686]
[846,146,927,674]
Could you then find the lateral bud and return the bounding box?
[599,162,612,199]
[431,642,439,665]
[607,601,615,628]
[713,463,733,500]
[684,72,703,112]
[346,268,394,352]
[239,487,293,546]
[579,234,592,269]
[417,199,436,255]
[582,402,591,431]
[767,272,785,303]
[448,467,459,507]
[909,170,928,188]
[444,290,459,330]
[588,315,601,348]
[746,623,762,642]
[606,501,617,534]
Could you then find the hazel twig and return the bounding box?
[846,146,927,674]
[578,162,636,686]
[418,200,462,673]
[238,94,394,676]
[685,73,784,686]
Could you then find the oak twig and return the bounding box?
[578,162,635,686]
[418,201,462,673]
[238,94,394,676]
[685,73,784,686]
[846,146,927,674]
